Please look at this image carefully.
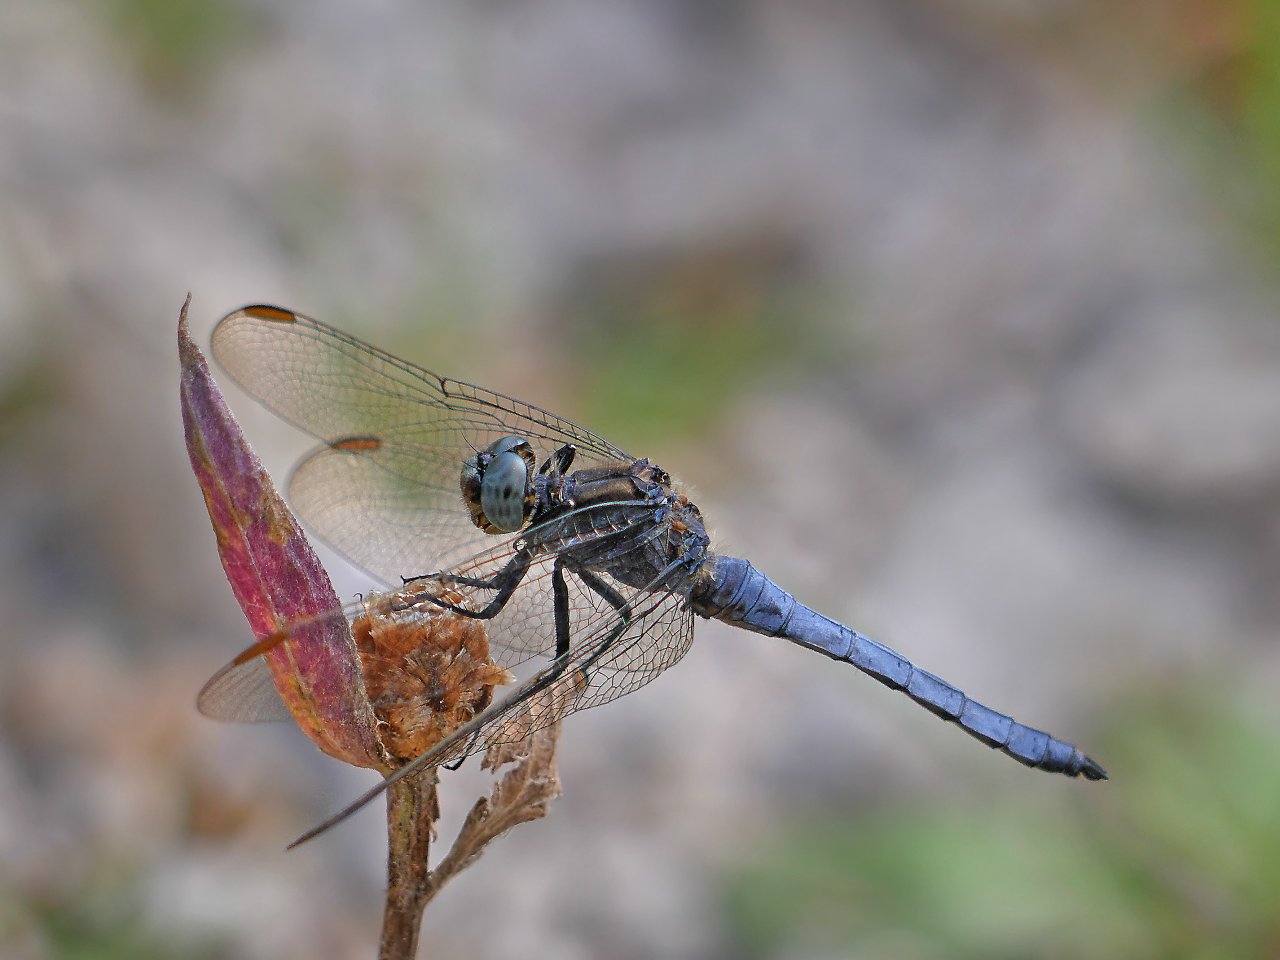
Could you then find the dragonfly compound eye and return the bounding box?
[460,435,537,534]
[481,450,530,532]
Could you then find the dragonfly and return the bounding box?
[199,305,1106,843]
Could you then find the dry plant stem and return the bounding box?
[378,720,565,958]
[425,734,562,899]
[380,772,439,960]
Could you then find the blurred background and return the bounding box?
[3,1,1280,957]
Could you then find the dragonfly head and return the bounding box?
[460,436,538,534]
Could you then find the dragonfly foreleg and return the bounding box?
[403,552,533,620]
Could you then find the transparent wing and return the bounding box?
[451,581,697,763]
[198,501,667,724]
[285,439,481,583]
[197,593,377,723]
[211,305,632,582]
[198,656,295,722]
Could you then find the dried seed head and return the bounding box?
[353,593,515,765]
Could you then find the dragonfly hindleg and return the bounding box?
[566,566,639,687]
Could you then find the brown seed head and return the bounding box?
[353,593,515,765]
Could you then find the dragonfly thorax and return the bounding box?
[460,436,538,534]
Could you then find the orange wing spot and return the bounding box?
[231,628,290,666]
[243,305,297,323]
[329,435,382,452]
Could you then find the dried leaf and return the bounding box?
[422,687,567,898]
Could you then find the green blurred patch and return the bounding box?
[0,352,60,455]
[1238,0,1280,248]
[558,238,830,447]
[1151,0,1280,262]
[10,886,226,960]
[722,684,1280,959]
[91,0,262,95]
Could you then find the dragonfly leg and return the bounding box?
[441,557,612,772]
[403,571,492,589]
[573,556,690,682]
[539,443,576,477]
[551,559,573,660]
[535,563,632,693]
[402,553,533,620]
[565,566,635,684]
[445,558,674,774]
[438,556,568,774]
[441,743,473,772]
[438,562,672,775]
[572,567,629,627]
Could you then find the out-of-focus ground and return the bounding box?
[3,1,1280,957]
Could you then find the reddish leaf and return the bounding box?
[179,296,387,771]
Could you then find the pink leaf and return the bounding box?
[179,296,386,771]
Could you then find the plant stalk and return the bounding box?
[379,771,439,960]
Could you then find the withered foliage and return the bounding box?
[352,592,515,764]
[419,687,569,901]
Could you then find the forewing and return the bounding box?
[211,306,632,582]
[285,439,482,582]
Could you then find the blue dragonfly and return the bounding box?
[198,305,1106,842]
